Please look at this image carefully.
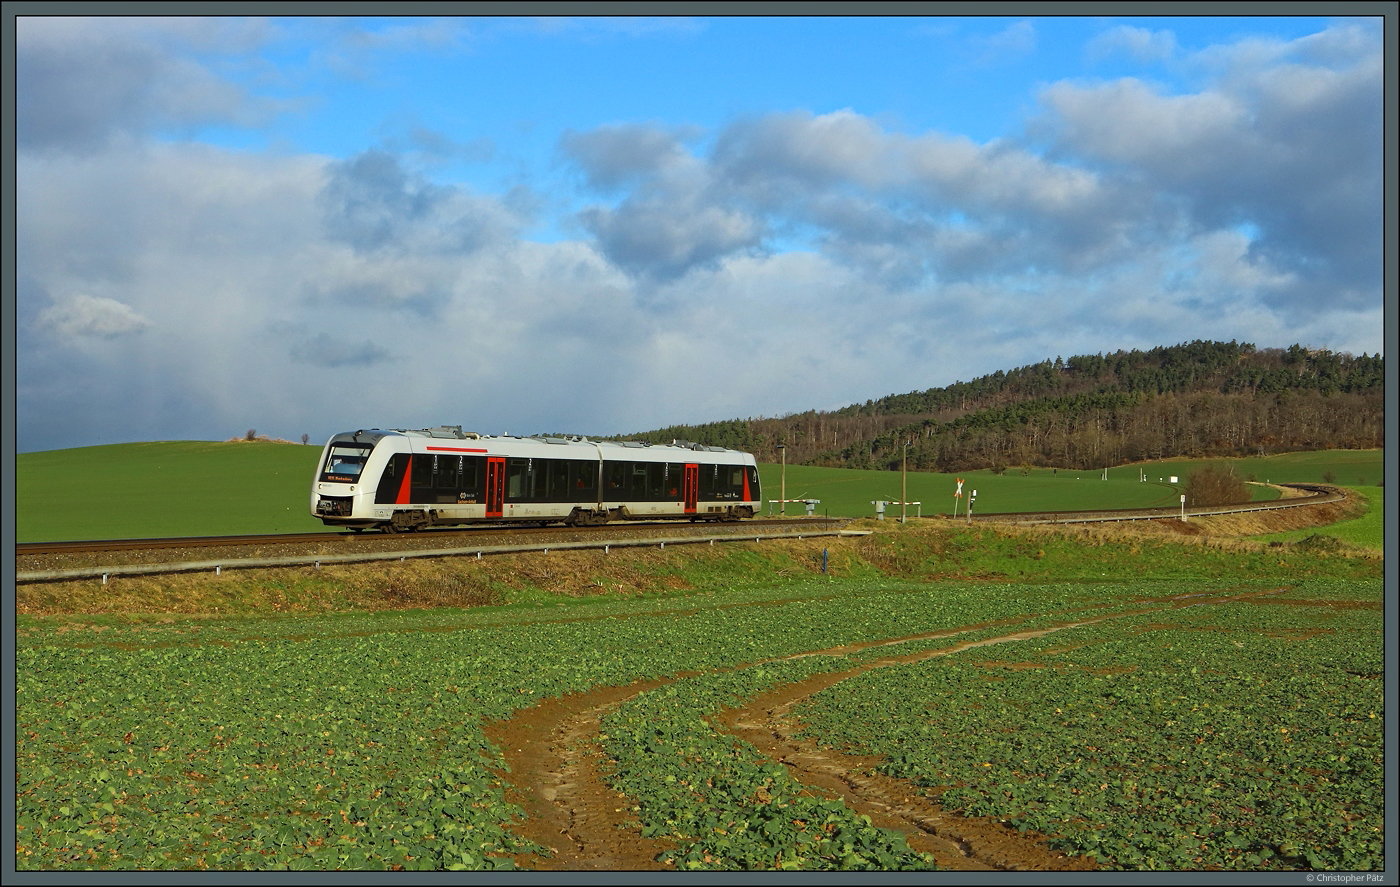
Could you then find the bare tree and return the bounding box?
[1184,464,1251,507]
[302,433,310,445]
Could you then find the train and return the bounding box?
[310,426,762,532]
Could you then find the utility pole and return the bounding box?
[901,440,908,523]
[777,443,786,517]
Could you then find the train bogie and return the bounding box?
[310,427,761,532]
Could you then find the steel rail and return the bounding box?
[16,518,843,557]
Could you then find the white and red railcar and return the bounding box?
[310,426,761,532]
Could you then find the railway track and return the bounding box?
[14,486,1344,584]
[960,483,1344,525]
[14,520,857,585]
[16,518,844,558]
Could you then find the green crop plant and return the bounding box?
[599,660,936,871]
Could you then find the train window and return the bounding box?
[698,464,715,499]
[570,460,597,500]
[410,453,435,499]
[507,458,536,500]
[426,455,460,503]
[375,453,411,503]
[603,461,626,495]
[547,459,570,499]
[630,463,650,500]
[646,463,666,499]
[321,444,372,482]
[436,455,459,490]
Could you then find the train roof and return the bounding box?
[329,427,752,459]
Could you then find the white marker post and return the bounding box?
[1180,494,1187,522]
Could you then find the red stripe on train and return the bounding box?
[396,455,413,505]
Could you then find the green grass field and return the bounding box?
[1255,485,1384,551]
[14,441,1384,542]
[757,450,1383,519]
[16,441,328,542]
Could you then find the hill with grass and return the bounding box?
[14,440,1381,543]
[620,341,1384,473]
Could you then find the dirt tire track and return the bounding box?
[483,679,679,870]
[713,586,1289,871]
[717,623,1112,871]
[482,586,1286,870]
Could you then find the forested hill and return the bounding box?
[619,341,1384,472]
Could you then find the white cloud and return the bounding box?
[36,294,152,338]
[974,19,1036,63]
[1087,25,1177,64]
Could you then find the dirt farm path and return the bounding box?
[483,587,1289,872]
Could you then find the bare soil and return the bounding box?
[483,678,683,870]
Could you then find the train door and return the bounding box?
[683,463,699,515]
[486,457,505,517]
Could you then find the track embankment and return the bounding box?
[15,519,851,583]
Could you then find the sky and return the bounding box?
[10,12,1390,453]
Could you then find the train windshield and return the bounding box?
[321,443,373,483]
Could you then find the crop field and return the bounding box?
[14,441,1380,541]
[13,518,1387,872]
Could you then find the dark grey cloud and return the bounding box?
[293,333,392,369]
[318,150,447,252]
[560,123,698,191]
[579,194,763,282]
[318,149,519,256]
[15,18,280,153]
[301,278,452,319]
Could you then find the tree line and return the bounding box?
[616,341,1384,472]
